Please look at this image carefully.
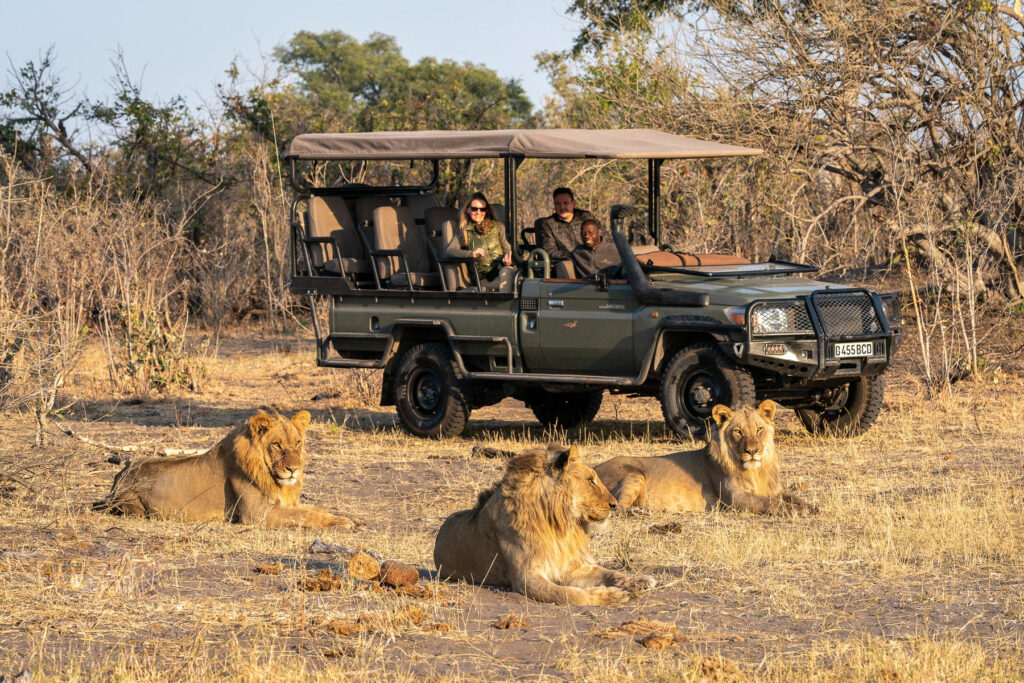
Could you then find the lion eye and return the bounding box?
[732,429,741,438]
[589,477,598,487]
[756,427,763,434]
[272,443,281,450]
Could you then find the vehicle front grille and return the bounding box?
[814,292,882,337]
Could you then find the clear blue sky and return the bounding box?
[2,0,581,113]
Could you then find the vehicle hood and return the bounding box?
[647,273,859,307]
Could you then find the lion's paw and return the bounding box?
[627,574,657,592]
[613,573,656,592]
[788,501,818,517]
[589,586,631,605]
[331,515,363,530]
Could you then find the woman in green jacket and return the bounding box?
[445,192,514,290]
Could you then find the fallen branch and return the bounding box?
[51,421,205,457]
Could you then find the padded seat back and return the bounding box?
[306,196,372,277]
[426,207,472,290]
[372,205,438,287]
[490,203,507,228]
[355,196,395,227]
[402,193,440,223]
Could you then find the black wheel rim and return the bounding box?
[680,370,723,420]
[409,368,444,421]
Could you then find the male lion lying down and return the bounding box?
[93,409,360,529]
[595,400,817,515]
[433,444,656,605]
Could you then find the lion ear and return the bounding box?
[711,405,733,426]
[292,410,311,432]
[249,413,273,437]
[757,400,777,423]
[552,445,581,470]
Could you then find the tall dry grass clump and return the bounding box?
[0,151,209,437]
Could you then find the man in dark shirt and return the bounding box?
[571,219,621,278]
[534,187,596,261]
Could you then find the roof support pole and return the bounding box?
[505,155,524,264]
[648,158,663,245]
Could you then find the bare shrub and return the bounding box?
[0,156,88,442]
[0,149,209,405]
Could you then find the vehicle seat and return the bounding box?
[425,207,479,291]
[355,196,395,228]
[402,193,440,224]
[490,203,507,227]
[553,260,577,279]
[307,196,371,278]
[370,205,441,290]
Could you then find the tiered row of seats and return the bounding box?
[299,192,510,292]
[298,193,750,290]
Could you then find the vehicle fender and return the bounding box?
[651,323,744,375]
[376,322,452,406]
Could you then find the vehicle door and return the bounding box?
[519,277,638,374]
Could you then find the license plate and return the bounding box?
[833,341,873,358]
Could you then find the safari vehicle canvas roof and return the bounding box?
[284,128,763,161]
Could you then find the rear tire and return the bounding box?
[660,344,756,439]
[797,375,884,437]
[524,388,603,429]
[393,343,470,438]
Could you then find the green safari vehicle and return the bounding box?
[284,129,901,439]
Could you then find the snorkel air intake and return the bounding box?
[611,217,710,308]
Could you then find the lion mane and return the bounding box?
[595,400,817,515]
[93,409,359,529]
[433,444,655,605]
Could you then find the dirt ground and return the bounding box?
[0,330,1022,681]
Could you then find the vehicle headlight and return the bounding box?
[751,306,789,334]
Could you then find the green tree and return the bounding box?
[273,30,534,133]
[225,30,538,202]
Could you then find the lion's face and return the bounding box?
[711,400,776,471]
[249,410,310,487]
[554,445,618,523]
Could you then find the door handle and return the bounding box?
[547,300,564,307]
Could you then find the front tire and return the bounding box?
[659,344,755,439]
[393,343,470,438]
[524,388,603,429]
[797,375,884,437]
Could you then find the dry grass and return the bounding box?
[0,329,1021,680]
